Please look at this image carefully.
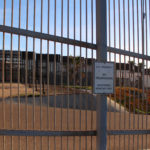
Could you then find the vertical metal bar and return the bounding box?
[108,0,110,47]
[137,1,140,148]
[25,0,29,149]
[113,0,116,149]
[67,0,69,129]
[145,0,147,56]
[40,0,43,130]
[85,0,88,149]
[91,0,94,149]
[32,15,35,132]
[54,0,56,149]
[141,0,145,149]
[40,0,43,149]
[119,53,121,149]
[137,66,140,150]
[108,0,111,131]
[18,0,21,129]
[10,0,14,149]
[2,2,6,150]
[96,0,107,150]
[18,0,21,149]
[132,0,135,149]
[128,0,131,149]
[140,0,143,133]
[67,0,69,149]
[123,0,126,128]
[47,0,50,131]
[47,0,50,149]
[108,52,111,150]
[145,59,148,150]
[108,0,111,47]
[118,0,121,49]
[33,0,36,149]
[73,0,76,149]
[113,0,116,48]
[145,0,148,148]
[141,0,144,129]
[54,0,56,130]
[118,2,121,149]
[140,1,143,149]
[107,0,113,132]
[114,53,116,150]
[123,59,126,150]
[10,0,14,130]
[60,0,63,150]
[26,0,29,130]
[123,0,126,149]
[79,1,82,150]
[149,0,150,67]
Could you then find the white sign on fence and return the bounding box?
[93,62,114,94]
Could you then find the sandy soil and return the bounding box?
[0,101,150,150]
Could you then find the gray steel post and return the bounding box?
[96,0,107,150]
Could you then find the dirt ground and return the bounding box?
[0,84,150,149]
[0,101,150,150]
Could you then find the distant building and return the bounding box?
[36,53,61,84]
[0,50,34,83]
[0,50,150,88]
[115,63,150,88]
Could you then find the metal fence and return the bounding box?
[107,0,150,149]
[0,0,150,149]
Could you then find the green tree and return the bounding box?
[138,62,144,89]
[128,61,135,87]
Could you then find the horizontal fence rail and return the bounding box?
[108,130,150,135]
[108,47,150,60]
[1,129,150,137]
[0,25,97,50]
[0,130,97,137]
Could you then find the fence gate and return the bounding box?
[0,0,150,150]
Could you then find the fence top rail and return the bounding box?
[0,25,97,50]
[107,47,150,61]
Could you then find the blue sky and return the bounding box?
[107,0,150,54]
[0,0,150,62]
[106,0,150,66]
[0,0,97,58]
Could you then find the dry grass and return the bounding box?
[0,83,39,98]
[0,83,83,98]
[0,101,150,149]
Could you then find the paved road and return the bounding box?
[2,94,127,112]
